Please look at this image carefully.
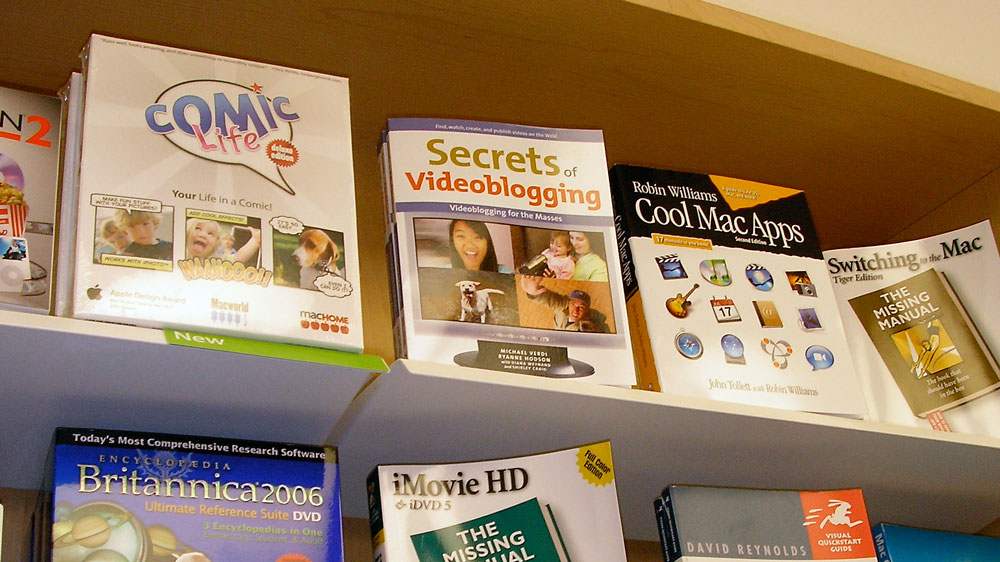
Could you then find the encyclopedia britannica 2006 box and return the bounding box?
[35,427,344,562]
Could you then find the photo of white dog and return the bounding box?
[456,280,504,323]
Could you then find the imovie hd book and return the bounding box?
[611,164,866,417]
[382,118,635,386]
[367,441,626,562]
[69,35,362,350]
[656,485,877,562]
[825,221,1000,435]
[0,84,61,313]
[35,427,343,562]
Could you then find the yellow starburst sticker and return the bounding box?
[577,442,614,486]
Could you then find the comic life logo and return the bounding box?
[145,80,300,194]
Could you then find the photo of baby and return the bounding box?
[184,214,261,266]
[517,227,609,282]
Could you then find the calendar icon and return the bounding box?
[710,297,741,323]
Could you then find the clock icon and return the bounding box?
[674,331,703,359]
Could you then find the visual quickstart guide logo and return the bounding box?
[145,80,300,194]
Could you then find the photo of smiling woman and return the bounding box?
[447,219,514,273]
[413,218,515,273]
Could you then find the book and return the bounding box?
[656,485,877,561]
[872,523,1000,561]
[382,118,635,386]
[67,34,363,350]
[367,441,627,562]
[34,427,343,562]
[610,164,867,416]
[824,221,1000,435]
[0,84,61,313]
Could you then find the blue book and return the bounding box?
[873,523,1000,561]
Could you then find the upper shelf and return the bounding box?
[0,310,385,490]
[4,1,1000,360]
[331,359,1000,542]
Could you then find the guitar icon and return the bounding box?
[666,283,699,318]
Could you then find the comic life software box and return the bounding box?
[69,35,362,350]
[367,441,627,562]
[0,84,60,312]
[36,427,343,562]
[383,118,635,386]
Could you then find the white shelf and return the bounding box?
[0,310,384,490]
[332,359,1000,542]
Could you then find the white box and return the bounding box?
[70,35,363,350]
[0,84,61,313]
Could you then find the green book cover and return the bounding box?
[848,269,1000,417]
[410,498,568,562]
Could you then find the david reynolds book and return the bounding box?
[824,220,1000,435]
[367,441,627,562]
[655,485,877,561]
[611,164,866,417]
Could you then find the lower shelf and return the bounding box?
[331,359,1000,542]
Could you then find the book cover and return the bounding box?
[35,427,343,562]
[824,220,1000,435]
[610,164,867,416]
[656,485,877,561]
[847,269,1000,418]
[0,84,61,313]
[69,34,362,350]
[872,523,1000,561]
[410,498,569,562]
[383,118,635,386]
[367,441,626,562]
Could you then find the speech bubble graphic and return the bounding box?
[90,193,162,213]
[805,345,835,371]
[146,80,300,194]
[314,274,353,298]
[269,215,304,236]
